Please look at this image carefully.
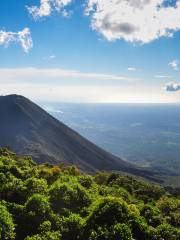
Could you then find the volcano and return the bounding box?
[0,94,157,179]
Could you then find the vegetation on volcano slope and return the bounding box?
[0,148,179,240]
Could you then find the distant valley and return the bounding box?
[41,103,180,176]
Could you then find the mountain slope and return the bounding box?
[0,94,158,179]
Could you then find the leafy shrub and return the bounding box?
[49,182,91,214]
[0,203,15,240]
[25,177,48,197]
[24,194,52,235]
[140,204,162,227]
[111,223,133,240]
[59,214,83,240]
[84,197,147,239]
[85,197,131,229]
[78,175,94,189]
[150,223,180,240]
[25,231,61,240]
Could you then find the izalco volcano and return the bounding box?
[0,95,155,179]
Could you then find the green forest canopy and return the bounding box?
[0,148,179,240]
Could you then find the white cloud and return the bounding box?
[0,67,136,81]
[165,82,180,92]
[154,75,173,78]
[43,106,64,113]
[0,28,33,53]
[43,55,56,60]
[168,59,179,70]
[85,0,180,44]
[27,0,72,20]
[128,67,137,71]
[49,55,56,59]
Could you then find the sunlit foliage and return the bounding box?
[0,148,179,240]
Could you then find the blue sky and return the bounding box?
[0,0,180,103]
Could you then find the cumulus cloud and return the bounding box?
[0,28,33,53]
[27,0,72,20]
[85,0,180,43]
[165,82,180,92]
[168,59,179,70]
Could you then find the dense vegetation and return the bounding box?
[0,148,179,240]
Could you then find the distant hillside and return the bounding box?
[0,94,161,180]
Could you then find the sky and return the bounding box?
[0,0,180,103]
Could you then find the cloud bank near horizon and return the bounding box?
[0,82,176,103]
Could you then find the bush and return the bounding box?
[25,221,62,240]
[25,177,48,197]
[84,197,144,239]
[25,231,61,240]
[150,223,180,240]
[140,204,162,227]
[111,223,133,240]
[24,194,52,235]
[59,214,83,240]
[0,204,15,240]
[85,197,131,229]
[49,182,91,214]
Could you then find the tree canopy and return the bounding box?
[0,148,179,240]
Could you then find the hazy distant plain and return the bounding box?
[41,103,180,175]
